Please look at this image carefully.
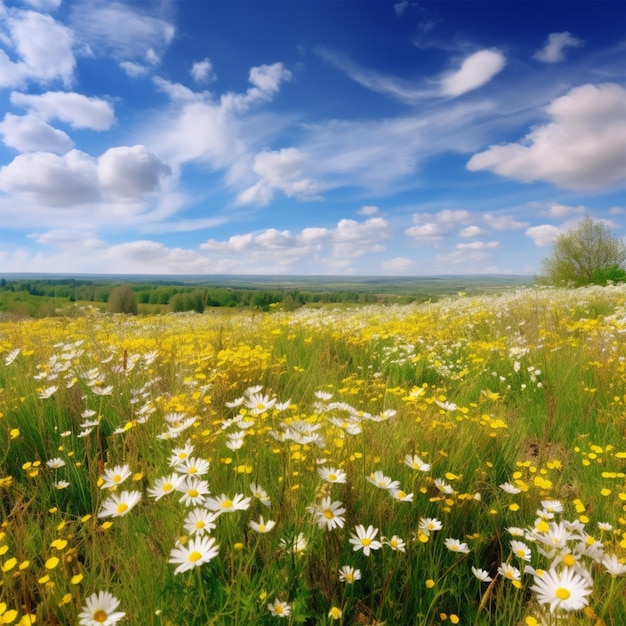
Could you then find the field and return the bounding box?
[0,284,625,625]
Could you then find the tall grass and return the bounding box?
[0,285,625,625]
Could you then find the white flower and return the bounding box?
[46,457,66,469]
[268,599,291,618]
[98,490,142,518]
[530,566,592,612]
[177,477,210,507]
[249,515,276,533]
[100,465,132,490]
[499,482,521,494]
[177,457,210,476]
[169,536,219,575]
[389,488,413,502]
[384,535,406,552]
[444,538,470,554]
[349,525,382,556]
[250,482,271,507]
[419,517,443,536]
[498,562,521,581]
[471,566,493,582]
[510,540,532,562]
[317,467,347,484]
[78,591,125,626]
[367,470,400,491]
[404,454,431,472]
[205,493,251,515]
[148,473,186,501]
[339,565,361,583]
[183,508,218,536]
[309,497,346,531]
[602,553,626,576]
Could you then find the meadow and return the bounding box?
[0,284,625,625]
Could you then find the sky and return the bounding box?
[0,0,624,276]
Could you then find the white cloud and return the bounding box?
[406,209,472,240]
[0,112,72,152]
[456,240,499,250]
[201,217,390,272]
[10,91,115,130]
[530,202,586,219]
[0,8,75,88]
[191,58,216,83]
[436,240,499,266]
[459,225,487,237]
[405,223,446,240]
[358,205,379,216]
[483,214,528,230]
[98,145,171,199]
[394,2,409,17]
[22,0,62,10]
[70,2,175,62]
[533,32,583,63]
[525,224,563,247]
[467,83,626,191]
[440,49,506,97]
[119,61,149,78]
[381,256,414,272]
[237,147,323,205]
[0,145,170,207]
[147,63,291,174]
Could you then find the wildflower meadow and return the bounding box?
[1,284,625,625]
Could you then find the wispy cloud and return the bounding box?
[534,32,583,63]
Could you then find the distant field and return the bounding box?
[0,274,533,317]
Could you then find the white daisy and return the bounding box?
[530,566,592,612]
[169,536,219,575]
[349,525,382,556]
[78,591,125,626]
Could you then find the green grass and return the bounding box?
[0,284,624,625]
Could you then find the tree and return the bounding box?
[107,285,138,314]
[539,216,626,286]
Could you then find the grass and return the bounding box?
[0,284,625,625]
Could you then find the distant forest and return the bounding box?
[0,275,532,317]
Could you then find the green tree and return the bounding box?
[539,216,626,286]
[107,285,138,314]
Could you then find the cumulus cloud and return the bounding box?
[147,62,291,172]
[406,209,472,240]
[0,145,170,207]
[237,147,323,205]
[0,8,75,88]
[467,83,626,190]
[119,61,149,78]
[98,145,171,198]
[0,113,73,152]
[436,240,499,266]
[191,58,216,83]
[201,217,390,272]
[358,205,379,216]
[483,214,528,230]
[533,32,583,63]
[530,202,586,219]
[459,225,488,237]
[439,50,506,97]
[525,224,563,247]
[10,91,115,130]
[381,256,414,272]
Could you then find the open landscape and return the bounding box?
[1,283,625,625]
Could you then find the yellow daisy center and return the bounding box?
[397,491,406,499]
[112,474,121,483]
[188,467,198,474]
[555,587,571,600]
[516,549,526,557]
[361,538,372,546]
[259,525,266,532]
[221,499,233,508]
[188,489,199,497]
[562,554,576,567]
[162,482,173,492]
[93,609,108,623]
[328,474,337,481]
[323,510,334,519]
[275,605,283,615]
[116,503,128,514]
[188,551,202,563]
[195,521,205,529]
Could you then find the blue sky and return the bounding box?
[0,0,624,276]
